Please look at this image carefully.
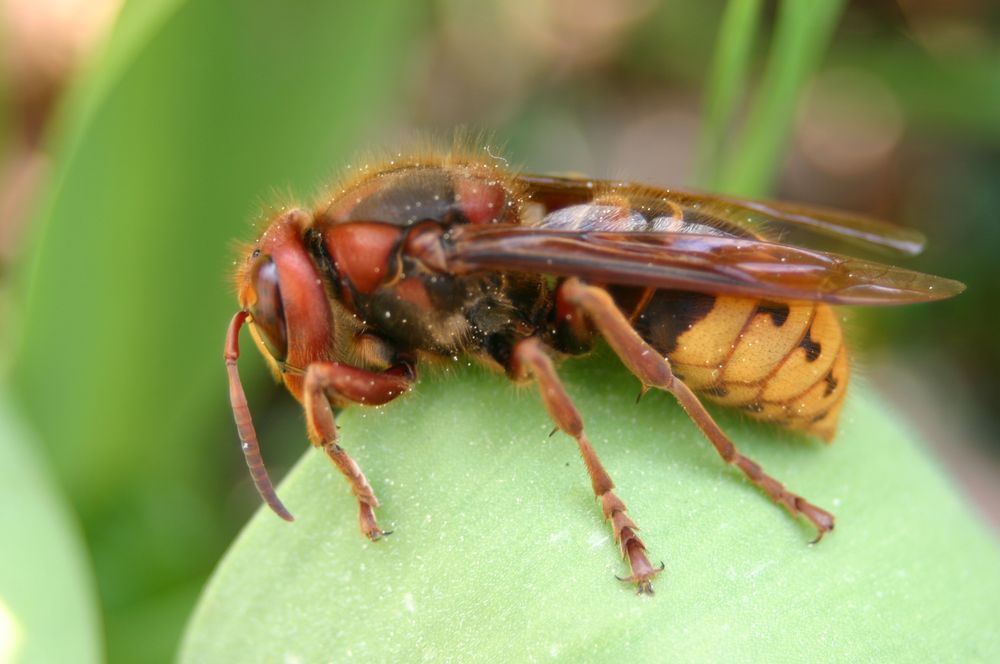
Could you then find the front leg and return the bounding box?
[303,362,413,540]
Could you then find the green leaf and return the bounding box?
[9,2,422,660]
[0,391,101,664]
[181,352,1000,662]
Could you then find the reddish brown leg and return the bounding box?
[303,361,412,540]
[512,337,663,594]
[559,278,835,541]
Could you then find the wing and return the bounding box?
[442,225,964,305]
[517,174,927,257]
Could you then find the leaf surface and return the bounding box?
[183,354,1000,662]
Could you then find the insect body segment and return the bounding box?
[225,149,962,594]
[631,292,848,441]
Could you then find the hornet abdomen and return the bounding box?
[614,288,848,440]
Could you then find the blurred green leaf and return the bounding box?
[182,353,1000,662]
[715,0,845,195]
[33,0,187,179]
[11,1,421,661]
[0,390,101,664]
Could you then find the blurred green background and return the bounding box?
[0,0,997,661]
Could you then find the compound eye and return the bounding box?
[248,257,288,361]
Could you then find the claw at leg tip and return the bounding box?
[615,563,664,595]
[809,525,833,545]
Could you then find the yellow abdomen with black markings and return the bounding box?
[617,289,848,441]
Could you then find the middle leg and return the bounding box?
[511,337,663,594]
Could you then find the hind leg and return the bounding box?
[558,278,834,540]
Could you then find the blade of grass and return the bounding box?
[715,0,846,196]
[694,0,764,188]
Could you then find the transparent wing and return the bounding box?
[518,174,927,256]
